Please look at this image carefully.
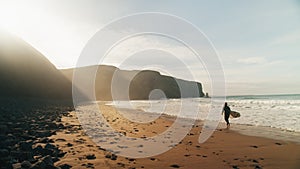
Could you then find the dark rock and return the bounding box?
[19,141,33,151]
[35,130,52,138]
[105,154,111,159]
[0,137,17,149]
[0,148,9,157]
[33,145,43,154]
[21,133,33,140]
[0,103,73,169]
[111,154,117,160]
[52,157,59,163]
[128,158,135,162]
[21,160,32,168]
[66,143,73,147]
[47,123,58,129]
[254,165,262,169]
[11,150,34,161]
[117,162,125,167]
[58,124,65,129]
[42,155,54,166]
[150,158,156,161]
[59,164,72,169]
[45,143,56,150]
[86,154,96,160]
[41,143,60,157]
[170,164,180,168]
[57,151,67,158]
[40,148,55,156]
[45,165,59,169]
[0,124,8,135]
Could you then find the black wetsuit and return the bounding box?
[224,106,231,125]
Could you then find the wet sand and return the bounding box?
[51,103,300,169]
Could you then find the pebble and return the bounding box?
[21,160,32,168]
[0,104,72,169]
[86,154,96,160]
[59,164,72,169]
[170,164,180,168]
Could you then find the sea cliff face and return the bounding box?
[61,65,205,101]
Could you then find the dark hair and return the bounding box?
[224,102,228,106]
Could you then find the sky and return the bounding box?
[0,0,300,95]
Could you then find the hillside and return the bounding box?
[0,31,72,100]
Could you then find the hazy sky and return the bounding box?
[0,0,299,95]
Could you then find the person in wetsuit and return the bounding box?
[222,102,231,127]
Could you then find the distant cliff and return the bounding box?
[61,65,205,101]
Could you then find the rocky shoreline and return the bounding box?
[1,100,300,169]
[0,99,74,169]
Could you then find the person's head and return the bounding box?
[224,102,228,107]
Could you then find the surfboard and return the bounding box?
[230,111,241,118]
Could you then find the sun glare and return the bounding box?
[0,1,36,33]
[0,0,75,68]
[0,1,61,37]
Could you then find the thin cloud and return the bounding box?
[270,30,300,46]
[237,57,266,65]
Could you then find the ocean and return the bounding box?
[108,94,300,133]
[226,94,300,132]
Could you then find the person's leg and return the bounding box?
[225,114,230,126]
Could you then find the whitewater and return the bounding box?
[107,94,300,132]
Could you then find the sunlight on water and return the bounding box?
[108,94,300,132]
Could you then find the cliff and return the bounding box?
[61,65,204,101]
[0,30,204,101]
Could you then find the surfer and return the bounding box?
[222,102,231,127]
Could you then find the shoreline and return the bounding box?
[51,104,300,169]
[105,101,300,144]
[229,123,300,144]
[159,113,300,144]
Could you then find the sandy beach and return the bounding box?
[51,103,300,169]
[1,1,300,169]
